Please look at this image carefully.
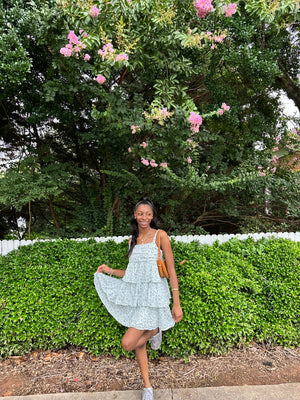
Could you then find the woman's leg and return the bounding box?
[121,327,158,388]
[135,342,151,388]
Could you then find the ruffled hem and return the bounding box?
[94,274,175,331]
[94,273,171,308]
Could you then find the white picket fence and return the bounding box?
[1,231,300,257]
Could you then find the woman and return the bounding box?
[94,198,183,400]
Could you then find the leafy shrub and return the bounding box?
[0,238,299,359]
[218,238,300,345]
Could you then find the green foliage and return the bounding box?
[0,0,32,86]
[0,237,299,359]
[0,0,299,237]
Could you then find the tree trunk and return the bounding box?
[277,61,300,111]
[28,200,32,240]
[49,196,60,229]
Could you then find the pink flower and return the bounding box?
[98,43,114,60]
[159,107,171,118]
[207,165,211,169]
[218,109,224,115]
[221,102,230,111]
[115,53,129,62]
[187,156,192,164]
[259,172,266,177]
[188,112,202,133]
[68,31,80,45]
[89,5,100,17]
[272,155,279,164]
[187,139,192,144]
[95,74,106,84]
[128,147,132,153]
[131,125,140,134]
[274,135,281,143]
[150,159,158,167]
[60,47,72,57]
[194,0,213,18]
[140,142,148,148]
[223,3,237,17]
[84,54,91,62]
[141,158,149,166]
[270,167,276,173]
[273,146,279,152]
[258,166,263,170]
[160,162,168,168]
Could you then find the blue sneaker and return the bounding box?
[150,328,162,350]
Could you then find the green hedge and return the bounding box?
[0,238,299,359]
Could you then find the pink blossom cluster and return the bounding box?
[218,102,230,115]
[194,0,237,19]
[98,43,115,61]
[141,158,168,168]
[193,0,213,18]
[140,142,148,148]
[89,5,99,17]
[131,125,141,134]
[115,54,129,62]
[258,152,279,176]
[143,107,173,125]
[274,135,281,144]
[98,43,128,63]
[159,108,171,119]
[223,3,237,17]
[95,74,106,84]
[221,102,230,111]
[188,112,202,133]
[209,32,227,43]
[258,165,276,176]
[60,30,88,58]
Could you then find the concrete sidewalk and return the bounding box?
[4,383,300,400]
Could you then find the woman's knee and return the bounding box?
[121,336,134,352]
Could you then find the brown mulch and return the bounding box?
[0,345,299,397]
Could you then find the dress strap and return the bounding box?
[153,229,160,243]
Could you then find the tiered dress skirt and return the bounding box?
[94,235,175,331]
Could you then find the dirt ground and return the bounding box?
[0,344,299,397]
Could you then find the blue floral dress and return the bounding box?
[94,230,175,331]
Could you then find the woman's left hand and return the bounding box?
[172,305,183,323]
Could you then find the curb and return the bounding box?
[3,383,300,400]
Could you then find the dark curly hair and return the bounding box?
[127,198,158,258]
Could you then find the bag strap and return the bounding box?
[157,230,162,260]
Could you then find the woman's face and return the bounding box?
[134,204,153,230]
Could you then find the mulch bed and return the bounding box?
[1,345,299,397]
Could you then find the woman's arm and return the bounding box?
[96,264,126,278]
[159,231,183,323]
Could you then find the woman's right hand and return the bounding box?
[97,264,110,274]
